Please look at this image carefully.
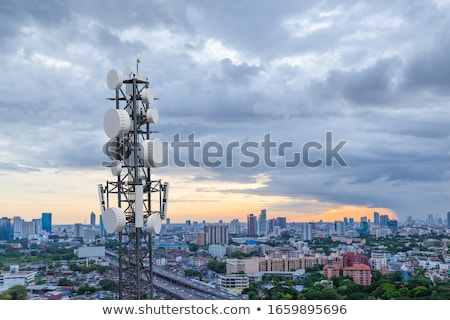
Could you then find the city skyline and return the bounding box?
[1,1,450,225]
[7,208,449,227]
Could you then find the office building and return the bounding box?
[13,216,22,239]
[74,223,84,238]
[258,209,267,236]
[447,212,450,229]
[90,212,96,226]
[247,214,258,237]
[380,215,389,226]
[373,212,380,225]
[0,217,12,241]
[41,212,52,234]
[301,223,313,241]
[204,224,229,245]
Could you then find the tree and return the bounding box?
[99,279,117,291]
[188,243,200,252]
[303,284,339,300]
[58,278,74,286]
[7,285,28,300]
[207,259,226,274]
[371,282,397,299]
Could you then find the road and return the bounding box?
[105,250,243,300]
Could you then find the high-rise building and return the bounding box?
[343,263,372,286]
[388,219,399,233]
[90,212,96,226]
[343,252,369,268]
[74,223,84,238]
[229,219,241,235]
[275,217,287,229]
[247,214,258,237]
[406,216,413,227]
[380,215,389,226]
[334,221,345,236]
[301,223,313,241]
[267,218,275,233]
[41,212,52,234]
[21,221,34,238]
[447,212,450,229]
[0,217,12,241]
[32,219,42,234]
[258,209,267,236]
[428,213,434,226]
[196,231,206,246]
[204,224,229,245]
[373,212,380,225]
[13,216,23,239]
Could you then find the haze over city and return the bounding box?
[1,0,449,224]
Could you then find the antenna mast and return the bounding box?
[99,55,169,300]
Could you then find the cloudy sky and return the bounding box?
[1,0,449,224]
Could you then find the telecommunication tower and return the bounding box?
[98,55,169,300]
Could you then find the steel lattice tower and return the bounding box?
[98,57,168,300]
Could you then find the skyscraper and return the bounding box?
[41,212,52,234]
[74,223,84,238]
[373,212,380,225]
[428,213,434,226]
[301,223,313,241]
[13,216,22,239]
[90,212,96,226]
[335,221,345,236]
[388,219,399,233]
[229,219,241,235]
[0,217,12,241]
[275,217,287,229]
[247,214,258,237]
[258,209,267,236]
[380,215,389,226]
[204,224,229,245]
[447,212,450,229]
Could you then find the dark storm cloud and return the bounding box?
[218,58,264,85]
[402,32,450,94]
[315,57,403,106]
[0,0,70,39]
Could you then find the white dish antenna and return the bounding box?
[111,160,122,176]
[107,69,123,90]
[124,66,133,76]
[103,207,126,234]
[104,108,131,138]
[147,213,162,234]
[141,88,154,104]
[103,137,131,160]
[141,138,163,168]
[146,108,159,124]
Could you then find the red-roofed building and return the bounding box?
[323,262,340,279]
[343,262,372,286]
[343,252,369,268]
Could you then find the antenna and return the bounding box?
[99,56,169,300]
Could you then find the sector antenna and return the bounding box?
[98,56,169,300]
